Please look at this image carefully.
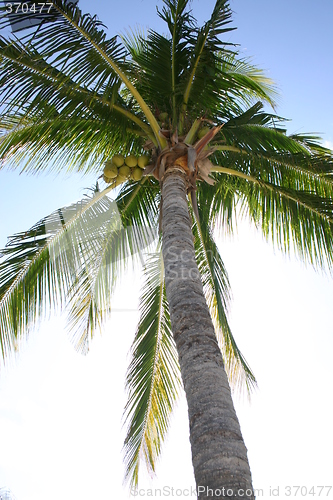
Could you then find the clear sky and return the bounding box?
[0,1,333,500]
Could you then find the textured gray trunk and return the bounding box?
[161,168,254,500]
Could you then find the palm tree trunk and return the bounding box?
[161,167,254,500]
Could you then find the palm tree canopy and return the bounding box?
[1,0,333,488]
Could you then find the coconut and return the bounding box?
[112,154,125,167]
[115,175,127,186]
[132,167,143,181]
[197,126,210,139]
[103,174,114,184]
[119,165,131,178]
[125,154,138,168]
[104,162,118,179]
[137,154,149,169]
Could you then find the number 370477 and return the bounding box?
[5,3,54,14]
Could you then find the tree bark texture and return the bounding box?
[161,168,255,500]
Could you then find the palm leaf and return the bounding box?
[158,0,193,124]
[0,186,114,358]
[0,33,152,132]
[0,35,150,171]
[67,181,159,353]
[0,0,167,155]
[192,198,257,393]
[243,180,333,269]
[0,181,159,360]
[179,0,235,128]
[0,115,143,173]
[209,159,333,270]
[122,1,276,137]
[67,220,157,353]
[123,251,181,489]
[219,55,278,110]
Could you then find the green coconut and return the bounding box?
[112,154,125,167]
[115,175,127,186]
[137,154,149,169]
[125,154,138,167]
[103,162,118,179]
[132,167,143,181]
[119,165,131,178]
[197,126,210,139]
[103,174,115,184]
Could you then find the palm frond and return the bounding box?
[179,0,235,128]
[0,34,152,135]
[0,33,151,171]
[68,181,160,353]
[124,29,173,120]
[0,114,143,173]
[0,186,116,359]
[243,180,333,270]
[123,251,181,489]
[0,179,160,360]
[219,55,278,110]
[209,158,333,270]
[158,0,193,124]
[67,221,157,353]
[192,199,256,393]
[0,0,166,153]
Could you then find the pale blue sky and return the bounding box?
[0,2,333,499]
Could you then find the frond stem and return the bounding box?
[178,30,210,132]
[136,255,165,473]
[0,185,115,309]
[1,51,154,141]
[52,4,167,149]
[212,166,333,223]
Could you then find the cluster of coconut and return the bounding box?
[103,154,150,185]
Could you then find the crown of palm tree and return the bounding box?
[1,0,333,489]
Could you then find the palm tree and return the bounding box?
[1,1,333,498]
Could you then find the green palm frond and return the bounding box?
[209,154,333,270]
[197,171,240,234]
[0,0,167,167]
[122,1,276,137]
[0,182,159,360]
[192,199,256,393]
[66,180,161,353]
[67,220,157,353]
[123,1,193,127]
[123,28,174,121]
[0,4,126,108]
[0,115,142,173]
[219,55,278,111]
[158,0,193,124]
[179,0,234,127]
[213,109,333,192]
[0,37,148,172]
[123,251,181,489]
[0,187,114,358]
[243,180,333,269]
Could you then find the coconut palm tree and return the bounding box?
[1,1,333,498]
